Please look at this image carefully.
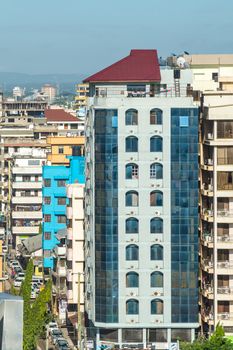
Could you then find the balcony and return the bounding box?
[201,209,213,222]
[217,313,233,325]
[12,182,42,190]
[12,196,42,204]
[201,310,214,325]
[201,158,214,171]
[57,266,66,277]
[67,248,73,261]
[12,211,42,219]
[217,287,233,300]
[201,183,213,197]
[66,207,73,220]
[217,261,233,274]
[12,166,42,175]
[217,209,233,223]
[54,245,66,256]
[201,233,213,248]
[12,226,39,235]
[201,284,214,299]
[201,259,214,273]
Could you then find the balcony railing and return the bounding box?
[217,313,233,321]
[202,259,214,268]
[217,209,233,217]
[202,284,214,293]
[217,235,233,242]
[217,261,233,269]
[202,183,213,191]
[204,159,214,166]
[202,209,213,217]
[93,85,192,100]
[217,287,233,295]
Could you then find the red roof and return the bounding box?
[83,49,161,83]
[45,109,80,122]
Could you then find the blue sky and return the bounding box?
[1,0,233,74]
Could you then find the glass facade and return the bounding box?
[94,109,118,323]
[171,108,199,323]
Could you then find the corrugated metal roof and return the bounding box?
[84,49,161,83]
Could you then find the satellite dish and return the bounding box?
[177,56,186,68]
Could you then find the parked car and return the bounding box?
[13,266,22,275]
[14,278,23,288]
[17,272,25,279]
[10,260,20,268]
[48,321,58,335]
[2,245,8,253]
[55,338,70,350]
[51,328,63,344]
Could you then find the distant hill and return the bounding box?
[0,72,87,94]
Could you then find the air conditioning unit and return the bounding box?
[155,211,160,215]
[156,184,160,187]
[130,238,134,242]
[131,319,135,323]
[154,157,158,160]
[154,130,158,133]
[130,266,134,269]
[153,291,161,296]
[130,157,134,161]
[130,292,136,297]
[130,130,133,133]
[151,184,155,187]
[159,131,162,134]
[155,238,159,242]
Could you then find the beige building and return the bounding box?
[190,54,233,335]
[47,136,85,165]
[41,84,57,103]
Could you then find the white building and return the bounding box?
[84,50,199,348]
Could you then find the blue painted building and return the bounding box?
[42,156,85,268]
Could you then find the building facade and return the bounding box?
[84,50,199,348]
[42,155,85,268]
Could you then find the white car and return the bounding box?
[17,272,25,279]
[48,321,58,335]
[14,278,22,288]
[11,261,20,268]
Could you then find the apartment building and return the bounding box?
[45,108,84,135]
[52,184,85,323]
[75,83,89,117]
[46,136,85,166]
[11,149,46,249]
[42,154,85,269]
[192,54,233,336]
[84,49,199,348]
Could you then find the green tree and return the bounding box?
[180,324,233,350]
[11,259,52,350]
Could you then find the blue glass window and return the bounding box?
[126,299,139,315]
[125,109,138,125]
[151,272,163,288]
[151,299,163,314]
[125,136,138,152]
[150,244,163,260]
[126,245,139,260]
[179,116,189,127]
[126,272,139,288]
[150,163,163,179]
[150,108,163,125]
[150,191,163,206]
[150,136,163,152]
[126,163,138,179]
[126,218,139,233]
[150,218,163,233]
[125,191,139,206]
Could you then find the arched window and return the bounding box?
[150,163,163,179]
[151,299,163,314]
[150,218,163,233]
[150,136,163,152]
[150,108,163,125]
[125,191,139,207]
[126,299,139,315]
[126,163,138,179]
[150,191,163,206]
[125,109,138,125]
[150,244,163,260]
[126,272,139,288]
[126,218,139,233]
[125,136,138,152]
[126,244,139,260]
[150,272,163,288]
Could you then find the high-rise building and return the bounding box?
[189,54,233,335]
[41,84,57,103]
[75,83,89,118]
[84,49,199,348]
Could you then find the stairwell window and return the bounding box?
[44,215,51,222]
[57,215,66,224]
[44,179,51,187]
[57,180,66,187]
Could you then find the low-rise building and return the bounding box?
[46,136,84,165]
